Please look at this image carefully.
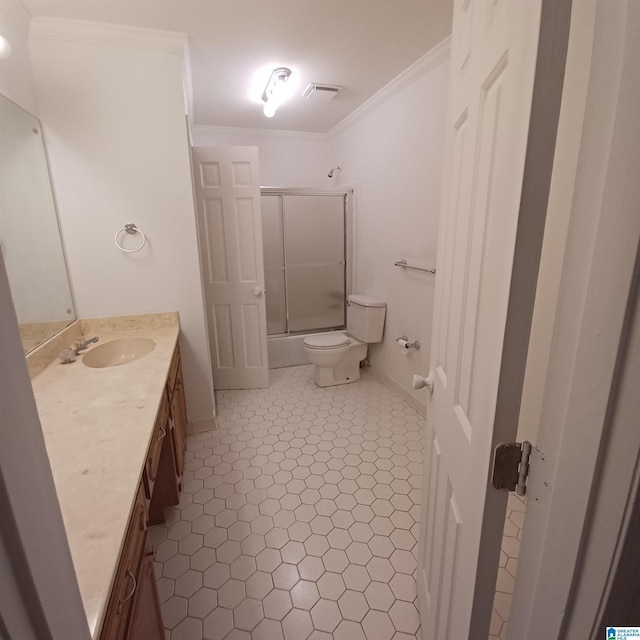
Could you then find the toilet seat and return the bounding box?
[303,333,350,350]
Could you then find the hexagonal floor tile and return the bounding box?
[151,365,441,640]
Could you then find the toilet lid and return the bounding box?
[304,333,350,349]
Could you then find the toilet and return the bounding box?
[303,294,387,387]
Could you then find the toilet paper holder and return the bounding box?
[396,335,420,350]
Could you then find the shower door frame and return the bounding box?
[261,187,354,338]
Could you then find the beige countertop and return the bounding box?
[28,313,180,638]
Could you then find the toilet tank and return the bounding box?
[347,294,387,343]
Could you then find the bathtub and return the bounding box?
[267,333,314,369]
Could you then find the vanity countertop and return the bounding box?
[28,312,180,638]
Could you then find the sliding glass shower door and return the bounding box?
[262,193,346,335]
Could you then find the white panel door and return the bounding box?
[192,146,269,389]
[418,0,542,637]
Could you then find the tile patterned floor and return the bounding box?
[149,365,424,640]
[489,493,526,640]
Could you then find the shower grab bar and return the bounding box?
[394,259,436,275]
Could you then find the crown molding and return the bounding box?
[329,36,451,138]
[191,124,328,142]
[29,17,188,54]
[29,17,193,117]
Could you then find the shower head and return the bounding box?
[328,166,341,178]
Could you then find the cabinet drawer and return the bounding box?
[100,485,147,640]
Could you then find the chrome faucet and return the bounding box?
[73,336,99,355]
[59,336,99,364]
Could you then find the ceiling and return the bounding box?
[21,0,453,133]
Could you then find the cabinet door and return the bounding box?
[170,366,187,477]
[148,417,180,526]
[166,344,180,395]
[100,487,147,640]
[144,398,169,503]
[126,554,164,640]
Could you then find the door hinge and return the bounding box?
[492,441,532,496]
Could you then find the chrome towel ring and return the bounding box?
[115,223,146,253]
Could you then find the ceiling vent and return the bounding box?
[302,84,343,103]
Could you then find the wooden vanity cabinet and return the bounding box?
[100,340,189,639]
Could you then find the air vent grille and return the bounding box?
[302,84,343,102]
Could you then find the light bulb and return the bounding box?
[0,36,12,60]
[260,67,292,118]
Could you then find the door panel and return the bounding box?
[212,304,234,368]
[418,0,542,637]
[241,302,264,367]
[193,147,268,389]
[235,197,259,282]
[202,198,228,283]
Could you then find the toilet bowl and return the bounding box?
[303,294,386,388]
[304,332,368,387]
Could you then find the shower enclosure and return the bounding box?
[261,191,349,358]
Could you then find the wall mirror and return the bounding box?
[0,92,75,353]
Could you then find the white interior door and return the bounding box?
[192,146,269,390]
[417,0,542,637]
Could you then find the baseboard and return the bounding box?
[366,366,427,418]
[188,416,217,435]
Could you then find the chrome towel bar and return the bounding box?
[394,259,436,275]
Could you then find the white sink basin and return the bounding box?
[82,338,155,368]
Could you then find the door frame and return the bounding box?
[508,0,640,635]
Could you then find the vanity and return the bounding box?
[28,312,187,639]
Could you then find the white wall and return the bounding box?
[29,19,215,424]
[192,125,331,187]
[0,0,39,114]
[329,41,450,410]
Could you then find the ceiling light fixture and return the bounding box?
[262,67,292,118]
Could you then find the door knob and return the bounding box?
[413,373,434,393]
[252,286,263,297]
